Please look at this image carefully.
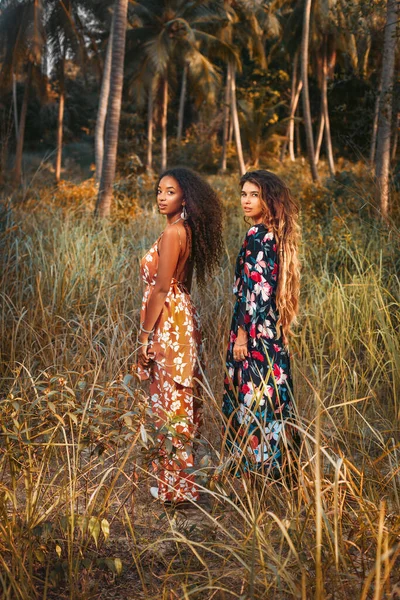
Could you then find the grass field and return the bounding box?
[0,162,399,599]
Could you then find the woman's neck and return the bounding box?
[166,212,182,225]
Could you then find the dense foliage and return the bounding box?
[0,0,398,190]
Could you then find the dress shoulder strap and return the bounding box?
[173,224,191,282]
[175,225,182,249]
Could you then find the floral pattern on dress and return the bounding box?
[138,238,202,502]
[223,223,294,472]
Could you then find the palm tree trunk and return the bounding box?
[281,52,299,161]
[295,111,302,157]
[177,65,187,143]
[95,0,128,218]
[95,18,114,185]
[314,111,325,165]
[361,34,371,79]
[228,113,234,143]
[281,52,302,162]
[391,111,399,161]
[13,73,19,140]
[161,77,168,172]
[336,1,359,73]
[375,0,398,220]
[322,42,335,175]
[370,80,382,165]
[280,125,289,162]
[147,83,154,172]
[253,140,260,168]
[230,63,246,176]
[289,81,303,161]
[301,0,319,182]
[14,63,32,186]
[221,65,232,172]
[55,58,65,184]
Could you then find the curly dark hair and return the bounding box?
[157,167,223,286]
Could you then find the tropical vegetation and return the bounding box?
[0,0,399,598]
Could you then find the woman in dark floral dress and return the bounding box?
[223,170,300,475]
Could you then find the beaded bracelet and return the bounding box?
[140,323,154,334]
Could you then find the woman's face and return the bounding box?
[157,176,184,218]
[241,181,264,223]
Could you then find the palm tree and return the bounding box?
[229,61,245,175]
[12,72,19,141]
[177,64,188,142]
[219,0,279,174]
[312,0,360,176]
[95,0,129,218]
[46,0,88,183]
[91,1,117,183]
[0,0,99,185]
[315,33,336,175]
[301,0,319,182]
[220,62,232,172]
[277,0,305,164]
[241,78,285,168]
[370,79,382,165]
[391,109,399,162]
[280,51,302,162]
[146,76,155,172]
[310,0,384,174]
[126,0,231,172]
[95,13,114,184]
[375,0,399,219]
[160,76,168,171]
[280,0,341,170]
[0,0,45,185]
[281,0,337,178]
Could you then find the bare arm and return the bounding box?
[143,227,181,331]
[138,227,181,364]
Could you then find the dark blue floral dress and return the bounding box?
[223,223,294,473]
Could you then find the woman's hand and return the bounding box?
[233,326,248,361]
[138,332,154,368]
[233,338,248,361]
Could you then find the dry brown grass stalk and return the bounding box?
[0,168,399,599]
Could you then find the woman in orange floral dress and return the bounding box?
[137,168,223,504]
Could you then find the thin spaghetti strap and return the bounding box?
[175,225,182,249]
[173,225,190,282]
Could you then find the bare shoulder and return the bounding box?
[158,223,185,251]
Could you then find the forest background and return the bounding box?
[0,1,399,599]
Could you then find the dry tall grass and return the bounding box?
[0,167,399,599]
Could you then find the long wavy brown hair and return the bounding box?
[157,168,223,287]
[240,170,301,344]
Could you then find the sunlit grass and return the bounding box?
[0,166,399,599]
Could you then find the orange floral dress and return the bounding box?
[138,232,202,503]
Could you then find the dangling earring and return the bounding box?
[181,203,188,220]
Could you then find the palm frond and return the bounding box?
[0,0,45,88]
[144,29,172,75]
[192,29,239,67]
[186,47,221,104]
